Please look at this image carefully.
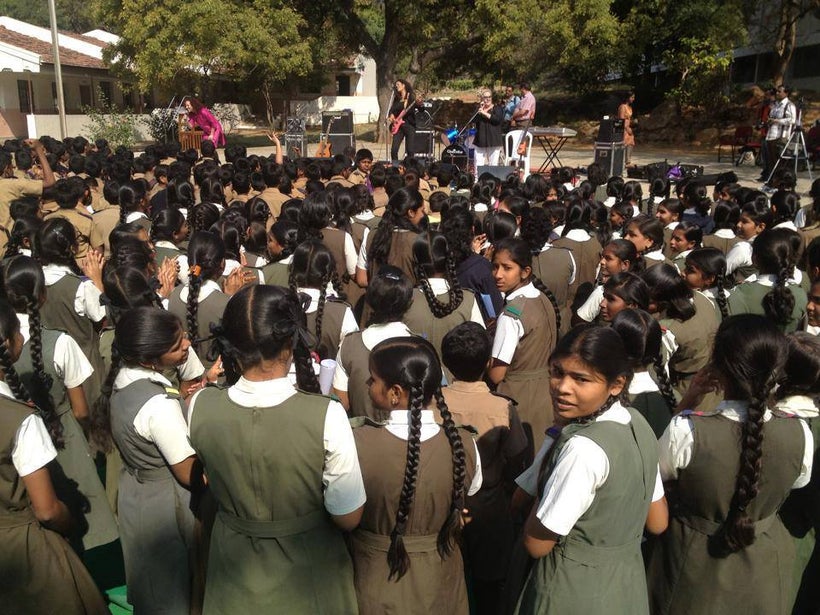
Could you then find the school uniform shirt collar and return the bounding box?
[773,395,818,419]
[0,379,15,400]
[676,249,693,261]
[179,279,222,303]
[228,376,298,407]
[505,281,540,301]
[714,228,735,238]
[629,371,659,395]
[552,224,565,237]
[42,263,77,286]
[298,286,342,313]
[388,409,437,426]
[807,324,820,336]
[154,240,178,250]
[16,312,31,344]
[426,278,450,294]
[774,220,798,232]
[591,400,631,425]
[645,249,666,261]
[222,259,241,277]
[114,365,173,390]
[564,228,591,242]
[665,222,679,231]
[447,380,491,394]
[125,211,148,223]
[279,254,294,265]
[354,211,375,221]
[361,321,413,350]
[743,271,801,286]
[712,399,774,422]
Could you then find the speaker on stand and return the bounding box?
[322,110,355,155]
[284,116,305,158]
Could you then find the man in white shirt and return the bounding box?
[761,84,797,182]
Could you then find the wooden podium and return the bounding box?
[179,129,203,152]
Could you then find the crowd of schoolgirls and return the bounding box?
[0,133,818,615]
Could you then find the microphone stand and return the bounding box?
[383,88,395,162]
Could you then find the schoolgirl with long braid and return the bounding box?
[701,200,741,255]
[167,231,239,370]
[402,230,483,376]
[682,247,730,320]
[151,207,189,284]
[0,299,108,614]
[103,307,198,615]
[728,228,808,332]
[513,324,667,614]
[551,199,602,308]
[36,218,107,405]
[490,237,560,462]
[726,199,772,282]
[289,239,358,361]
[355,186,425,288]
[4,255,119,557]
[349,336,480,614]
[260,218,298,287]
[2,215,41,260]
[611,308,678,438]
[648,315,813,614]
[188,284,365,614]
[118,180,151,232]
[643,263,719,398]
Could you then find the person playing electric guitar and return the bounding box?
[388,79,417,162]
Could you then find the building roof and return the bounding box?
[0,18,110,70]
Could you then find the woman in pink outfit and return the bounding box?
[184,97,226,147]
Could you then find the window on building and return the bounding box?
[793,44,820,79]
[336,75,351,96]
[17,80,32,113]
[80,84,92,107]
[99,81,113,105]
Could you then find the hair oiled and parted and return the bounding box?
[217,285,320,393]
[412,231,464,318]
[369,336,466,581]
[707,314,787,557]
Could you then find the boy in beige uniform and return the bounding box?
[0,141,55,250]
[349,149,373,186]
[440,322,528,615]
[44,177,105,260]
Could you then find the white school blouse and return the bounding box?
[2,380,58,477]
[42,264,106,323]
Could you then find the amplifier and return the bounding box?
[322,110,354,135]
[594,141,625,178]
[596,118,625,143]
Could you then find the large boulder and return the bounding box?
[639,99,681,132]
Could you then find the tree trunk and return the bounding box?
[771,0,803,86]
[375,61,396,147]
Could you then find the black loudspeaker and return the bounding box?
[285,117,305,133]
[327,133,355,154]
[322,110,353,134]
[412,130,434,157]
[413,107,434,131]
[477,165,517,181]
[594,141,625,177]
[596,118,625,142]
[442,144,468,171]
[283,134,306,159]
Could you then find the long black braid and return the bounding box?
[651,353,679,414]
[388,382,424,581]
[714,273,730,320]
[89,341,120,454]
[433,389,467,558]
[186,268,203,350]
[531,276,562,332]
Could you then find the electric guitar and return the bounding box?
[316,116,334,157]
[390,100,417,135]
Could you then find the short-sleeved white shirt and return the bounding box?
[17,313,93,389]
[114,366,196,465]
[517,401,664,536]
[660,400,813,489]
[726,239,753,275]
[576,285,604,323]
[492,282,541,365]
[298,287,359,342]
[42,263,106,323]
[332,322,413,392]
[422,278,486,326]
[188,376,366,516]
[4,375,58,477]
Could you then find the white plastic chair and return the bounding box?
[505,130,533,179]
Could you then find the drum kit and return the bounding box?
[436,124,475,171]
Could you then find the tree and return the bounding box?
[4,0,96,33]
[96,0,313,120]
[749,0,820,85]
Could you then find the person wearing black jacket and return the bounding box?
[473,90,505,167]
[388,79,416,162]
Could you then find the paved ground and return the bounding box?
[239,136,815,196]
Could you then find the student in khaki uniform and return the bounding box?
[441,323,527,615]
[189,284,364,614]
[402,231,484,382]
[625,214,667,270]
[349,149,373,186]
[369,164,390,216]
[489,238,561,463]
[551,201,602,309]
[681,247,731,321]
[0,141,55,238]
[649,316,812,615]
[332,267,414,418]
[289,240,358,361]
[328,158,355,188]
[0,301,108,615]
[350,336,481,615]
[514,325,667,615]
[43,177,104,261]
[643,264,719,398]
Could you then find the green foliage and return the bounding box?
[97,0,313,92]
[143,109,178,143]
[663,38,733,108]
[82,89,140,148]
[3,0,95,32]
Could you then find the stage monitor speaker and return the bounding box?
[594,141,625,178]
[285,117,305,134]
[596,118,625,143]
[326,133,355,155]
[477,165,517,181]
[412,130,434,157]
[441,144,468,172]
[414,107,434,131]
[322,110,354,134]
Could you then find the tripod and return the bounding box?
[766,109,813,184]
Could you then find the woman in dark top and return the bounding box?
[473,89,505,166]
[441,205,502,322]
[389,79,416,162]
